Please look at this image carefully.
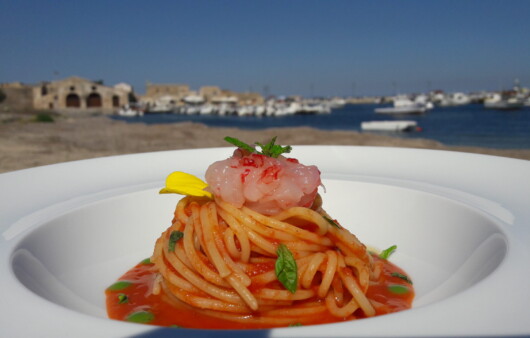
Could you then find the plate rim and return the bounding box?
[1,146,529,337]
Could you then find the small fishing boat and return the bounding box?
[375,96,428,114]
[484,93,524,110]
[116,104,144,117]
[361,120,420,132]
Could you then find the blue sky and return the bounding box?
[1,0,529,97]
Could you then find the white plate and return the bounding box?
[1,146,529,337]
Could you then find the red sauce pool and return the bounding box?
[105,255,414,329]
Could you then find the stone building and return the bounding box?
[199,86,223,102]
[140,82,265,107]
[235,92,265,105]
[143,83,190,104]
[0,82,34,112]
[33,76,129,113]
[216,89,264,105]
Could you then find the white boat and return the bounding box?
[375,103,427,114]
[182,95,205,104]
[116,104,144,117]
[437,92,471,106]
[448,92,471,106]
[329,97,347,108]
[375,96,428,114]
[298,102,331,114]
[361,120,419,132]
[484,93,524,110]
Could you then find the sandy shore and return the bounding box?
[1,113,529,174]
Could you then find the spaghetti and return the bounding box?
[106,137,414,328]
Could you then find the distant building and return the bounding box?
[33,76,129,112]
[218,89,264,105]
[235,92,265,105]
[140,82,265,107]
[114,82,133,93]
[143,83,190,105]
[199,86,223,102]
[0,82,34,112]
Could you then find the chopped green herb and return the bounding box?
[288,323,303,327]
[117,293,129,304]
[323,215,341,228]
[107,281,132,291]
[169,325,182,328]
[379,245,397,260]
[168,230,184,252]
[275,243,298,294]
[391,272,413,284]
[140,257,151,265]
[224,136,256,153]
[255,136,292,158]
[388,284,410,295]
[126,311,155,323]
[224,136,292,158]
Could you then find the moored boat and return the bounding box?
[484,93,524,110]
[361,120,419,132]
[375,96,428,114]
[117,104,144,117]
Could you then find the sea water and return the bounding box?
[111,104,530,150]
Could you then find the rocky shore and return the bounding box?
[1,113,529,174]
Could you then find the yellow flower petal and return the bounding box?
[159,171,212,198]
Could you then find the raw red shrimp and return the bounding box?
[205,149,321,215]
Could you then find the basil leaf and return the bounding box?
[140,257,151,265]
[107,281,132,291]
[168,231,184,252]
[126,311,155,323]
[379,245,397,260]
[275,243,298,293]
[388,284,410,294]
[224,136,256,153]
[391,272,413,284]
[323,216,341,228]
[117,293,129,304]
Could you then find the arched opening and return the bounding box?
[112,95,120,107]
[66,93,81,108]
[41,85,48,96]
[87,93,102,108]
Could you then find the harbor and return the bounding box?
[2,76,530,175]
[2,112,530,175]
[112,100,530,150]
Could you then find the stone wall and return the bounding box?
[0,86,34,112]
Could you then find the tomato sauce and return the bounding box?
[105,255,414,329]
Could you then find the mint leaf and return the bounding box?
[323,216,341,228]
[388,284,410,295]
[224,136,292,158]
[391,272,413,284]
[107,281,132,291]
[256,136,292,158]
[126,311,155,323]
[117,293,129,304]
[168,231,184,252]
[275,243,298,293]
[379,245,397,260]
[224,136,256,153]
